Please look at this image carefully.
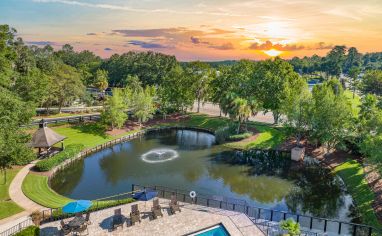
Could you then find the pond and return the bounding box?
[51,128,358,224]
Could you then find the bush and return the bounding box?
[35,144,84,172]
[227,132,253,141]
[280,218,300,236]
[14,226,39,236]
[215,123,239,144]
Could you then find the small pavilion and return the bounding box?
[31,120,66,156]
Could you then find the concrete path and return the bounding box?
[191,102,275,124]
[0,160,45,231]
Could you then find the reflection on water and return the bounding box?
[51,129,356,222]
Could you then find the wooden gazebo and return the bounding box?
[31,120,66,156]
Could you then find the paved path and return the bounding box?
[192,102,275,124]
[0,161,45,231]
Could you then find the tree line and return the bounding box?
[1,24,382,177]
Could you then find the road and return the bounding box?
[191,102,274,124]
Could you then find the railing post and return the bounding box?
[245,206,249,215]
[353,225,356,236]
[310,217,313,229]
[233,203,235,211]
[207,199,209,207]
[338,222,342,235]
[270,210,273,221]
[324,220,327,232]
[296,214,300,223]
[368,227,372,236]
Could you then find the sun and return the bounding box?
[263,49,282,57]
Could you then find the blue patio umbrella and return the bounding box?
[132,190,158,201]
[62,200,92,214]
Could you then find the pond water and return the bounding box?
[51,128,357,223]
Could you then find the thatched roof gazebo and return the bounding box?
[31,120,66,155]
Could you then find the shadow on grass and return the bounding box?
[71,123,108,139]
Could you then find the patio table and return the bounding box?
[68,216,86,228]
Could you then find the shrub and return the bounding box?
[35,144,84,172]
[227,132,253,141]
[215,123,238,144]
[14,226,39,236]
[280,218,300,236]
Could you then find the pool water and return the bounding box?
[191,224,230,236]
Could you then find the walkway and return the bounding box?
[0,161,45,232]
[40,199,265,236]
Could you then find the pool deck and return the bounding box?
[40,199,265,236]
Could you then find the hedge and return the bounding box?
[14,226,39,236]
[35,144,84,172]
[227,132,253,141]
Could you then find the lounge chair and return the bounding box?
[60,220,71,235]
[151,199,163,219]
[169,195,181,214]
[129,204,141,225]
[85,212,91,225]
[112,208,124,230]
[73,224,88,236]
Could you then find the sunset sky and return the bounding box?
[1,0,382,61]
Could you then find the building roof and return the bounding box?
[31,126,66,148]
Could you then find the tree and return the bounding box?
[348,66,361,98]
[344,47,362,74]
[185,61,214,113]
[251,57,303,124]
[158,65,194,115]
[101,89,128,130]
[0,88,35,182]
[131,87,156,125]
[308,80,353,151]
[51,63,85,113]
[360,70,382,96]
[322,46,347,77]
[93,69,109,92]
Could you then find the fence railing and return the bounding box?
[132,184,382,236]
[0,218,33,236]
[23,114,101,127]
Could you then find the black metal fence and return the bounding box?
[0,218,33,236]
[23,114,101,127]
[132,184,382,236]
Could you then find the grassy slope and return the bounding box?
[334,160,381,228]
[172,114,285,149]
[0,168,24,219]
[22,173,71,208]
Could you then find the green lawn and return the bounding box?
[52,123,138,149]
[334,160,381,229]
[168,114,286,149]
[22,173,72,208]
[0,168,24,219]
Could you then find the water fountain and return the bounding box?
[141,148,179,163]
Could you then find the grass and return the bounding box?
[0,168,24,219]
[166,114,286,149]
[22,173,72,208]
[334,160,381,229]
[52,123,137,149]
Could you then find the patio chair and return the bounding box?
[129,204,141,225]
[73,223,88,236]
[170,195,181,214]
[60,220,71,235]
[85,212,92,225]
[151,199,163,219]
[112,208,124,230]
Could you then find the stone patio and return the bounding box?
[40,199,265,236]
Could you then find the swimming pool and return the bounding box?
[189,224,230,236]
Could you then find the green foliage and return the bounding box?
[131,86,156,124]
[14,226,40,236]
[360,70,382,96]
[280,218,301,236]
[334,161,381,228]
[93,69,109,91]
[101,88,128,129]
[227,132,253,141]
[35,144,84,172]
